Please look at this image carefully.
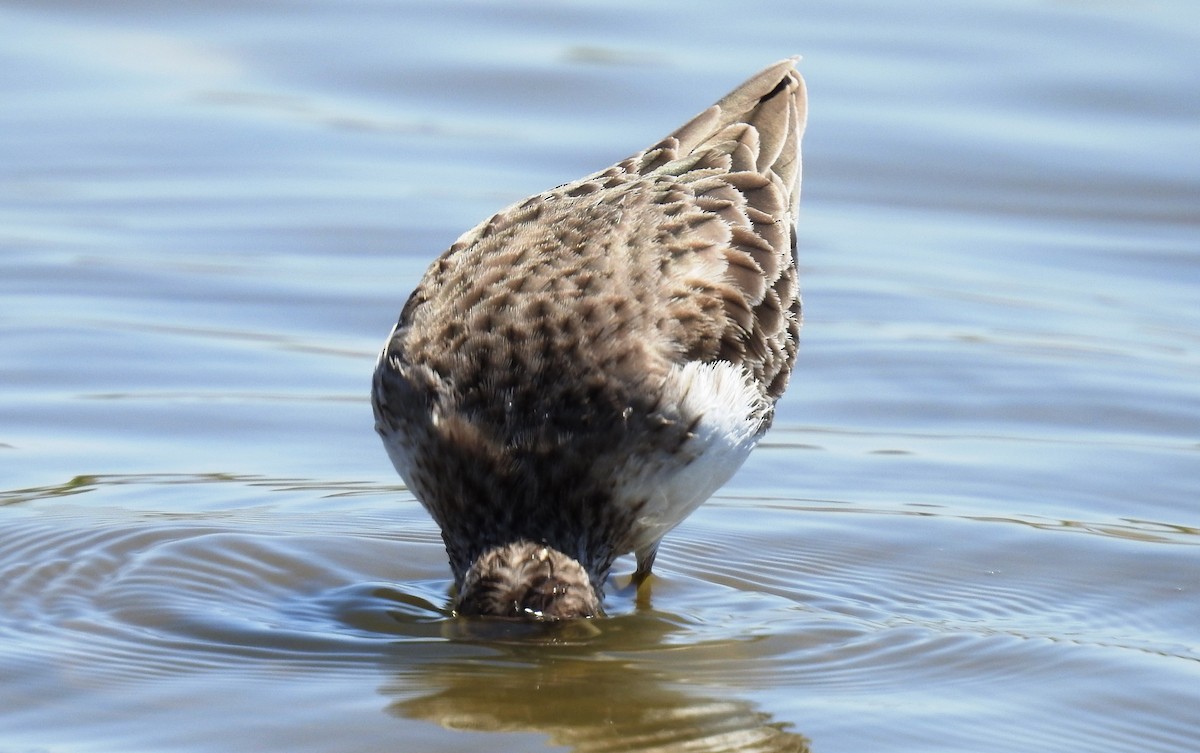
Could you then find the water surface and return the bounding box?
[2,1,1198,752]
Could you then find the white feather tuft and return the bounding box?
[613,360,768,557]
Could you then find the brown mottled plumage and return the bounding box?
[372,59,808,619]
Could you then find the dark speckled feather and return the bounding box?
[372,59,808,619]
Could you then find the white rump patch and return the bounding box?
[613,360,769,557]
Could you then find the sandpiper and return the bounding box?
[372,59,807,619]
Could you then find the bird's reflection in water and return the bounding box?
[379,616,810,753]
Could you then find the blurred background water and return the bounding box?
[1,1,1198,752]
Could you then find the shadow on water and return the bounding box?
[380,615,811,753]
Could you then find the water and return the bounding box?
[2,1,1198,751]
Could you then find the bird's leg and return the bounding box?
[632,546,658,589]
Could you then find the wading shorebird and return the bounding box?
[372,59,807,619]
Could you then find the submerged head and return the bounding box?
[455,541,602,620]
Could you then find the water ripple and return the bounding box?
[1,473,1196,753]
